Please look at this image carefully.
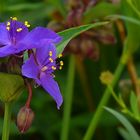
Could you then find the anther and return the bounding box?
[49,58,54,63]
[52,66,56,70]
[6,27,10,31]
[24,21,30,28]
[58,54,63,58]
[12,17,17,20]
[16,28,22,32]
[26,24,30,28]
[49,51,52,56]
[41,66,48,72]
[60,61,64,66]
[24,21,28,24]
[52,74,56,78]
[59,66,62,70]
[7,22,10,26]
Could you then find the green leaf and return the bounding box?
[130,91,139,118]
[84,2,119,23]
[5,3,44,11]
[56,21,109,55]
[121,0,140,56]
[0,73,24,103]
[118,127,133,140]
[107,15,140,26]
[126,0,140,18]
[46,0,67,17]
[104,107,140,140]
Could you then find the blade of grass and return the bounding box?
[105,107,140,140]
[60,55,75,140]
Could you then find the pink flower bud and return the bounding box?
[16,106,34,133]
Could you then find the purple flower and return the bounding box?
[22,43,63,109]
[0,17,62,57]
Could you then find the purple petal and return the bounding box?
[0,43,30,57]
[0,23,10,46]
[0,45,16,57]
[36,42,57,64]
[21,27,62,46]
[22,55,39,79]
[39,73,63,109]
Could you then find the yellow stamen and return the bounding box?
[26,24,30,28]
[60,61,64,66]
[49,51,52,56]
[24,21,29,24]
[41,66,48,72]
[49,58,54,63]
[59,66,62,70]
[12,17,17,20]
[52,66,56,70]
[52,74,56,78]
[7,22,10,26]
[16,28,22,32]
[24,21,30,28]
[58,53,63,58]
[6,27,10,31]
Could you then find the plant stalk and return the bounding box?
[60,55,75,140]
[83,60,125,140]
[2,103,12,140]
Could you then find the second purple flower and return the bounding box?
[22,42,63,109]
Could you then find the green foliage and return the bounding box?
[84,2,119,23]
[57,22,109,55]
[46,0,67,17]
[5,3,44,11]
[105,107,140,140]
[1,0,140,140]
[118,127,133,140]
[130,91,139,119]
[0,73,24,103]
[121,0,140,57]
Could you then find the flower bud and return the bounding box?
[17,106,34,133]
[100,71,114,85]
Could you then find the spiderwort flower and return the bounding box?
[0,17,62,57]
[22,43,63,109]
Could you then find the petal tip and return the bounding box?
[56,96,63,110]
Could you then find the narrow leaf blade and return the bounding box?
[130,91,139,117]
[56,21,109,55]
[118,127,133,140]
[104,107,140,140]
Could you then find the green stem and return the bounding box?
[2,103,12,140]
[83,61,126,140]
[107,85,121,105]
[108,83,136,120]
[60,55,75,140]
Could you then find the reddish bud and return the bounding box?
[16,106,34,133]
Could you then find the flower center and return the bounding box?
[5,17,31,46]
[39,51,64,76]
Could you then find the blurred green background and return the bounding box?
[0,0,140,140]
